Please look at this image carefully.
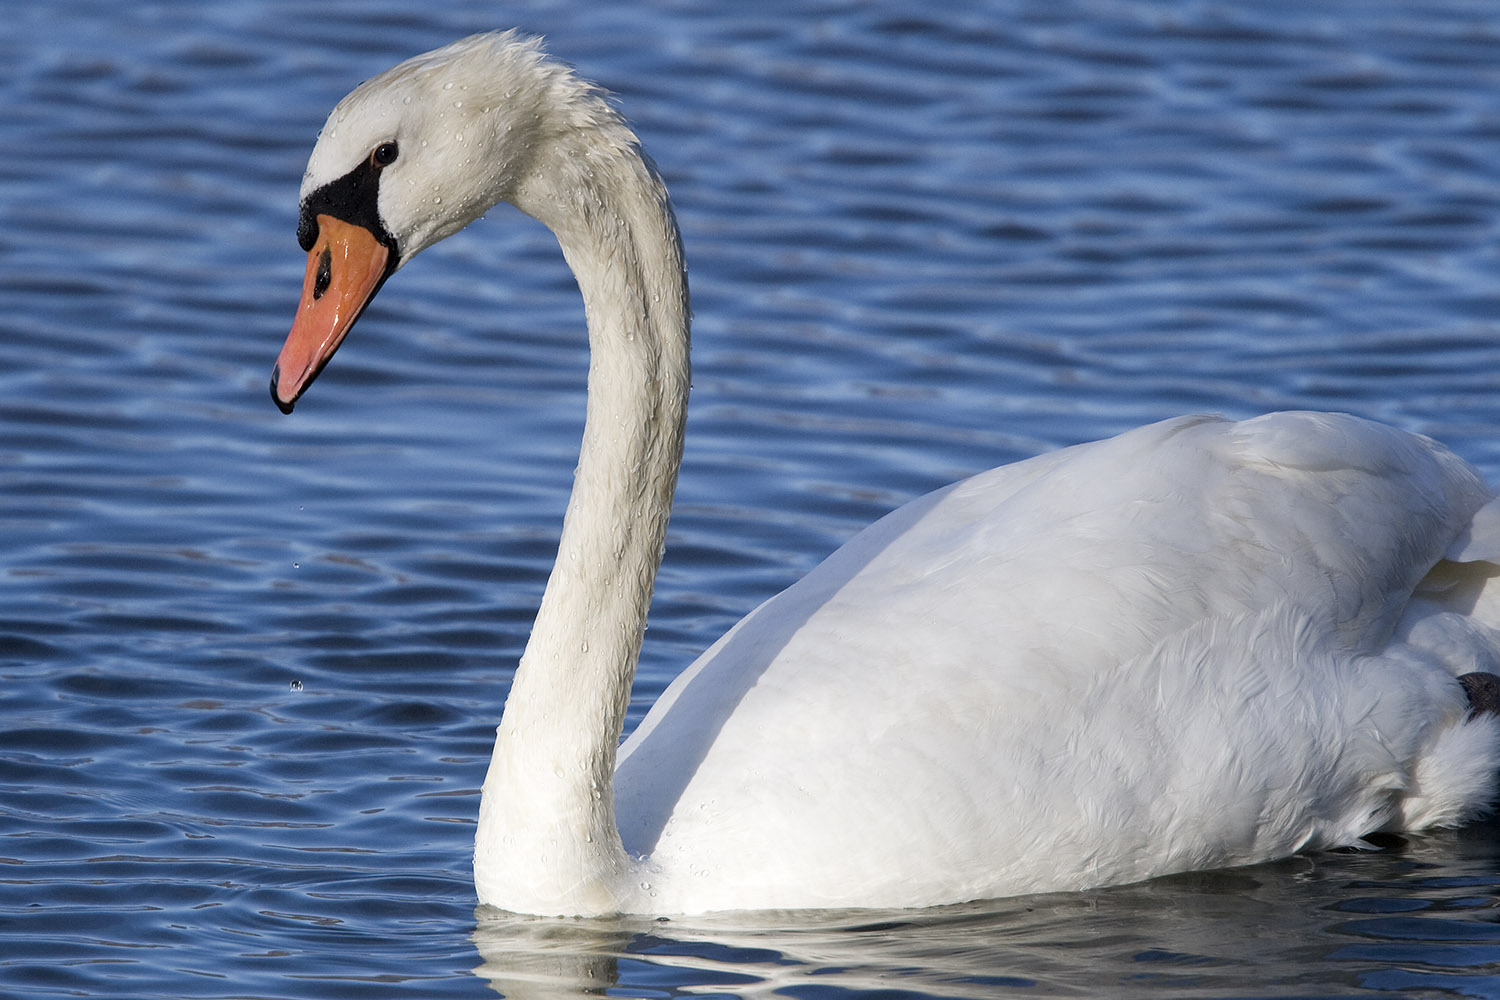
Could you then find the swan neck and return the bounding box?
[475,123,690,914]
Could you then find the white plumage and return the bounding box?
[617,412,1500,912]
[273,32,1500,917]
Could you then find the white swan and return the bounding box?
[272,31,1500,917]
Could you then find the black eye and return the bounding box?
[371,141,399,167]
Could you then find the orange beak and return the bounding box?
[270,214,391,413]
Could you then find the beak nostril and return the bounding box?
[313,247,333,300]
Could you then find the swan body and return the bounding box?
[272,31,1500,916]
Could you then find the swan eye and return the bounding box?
[371,141,400,168]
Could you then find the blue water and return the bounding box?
[5,1,1500,996]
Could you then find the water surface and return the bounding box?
[5,1,1500,996]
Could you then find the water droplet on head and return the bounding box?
[289,679,303,692]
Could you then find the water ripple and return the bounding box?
[5,1,1500,997]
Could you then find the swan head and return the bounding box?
[271,30,598,412]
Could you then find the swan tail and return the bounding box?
[1446,496,1500,564]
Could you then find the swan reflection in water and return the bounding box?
[471,826,1500,1000]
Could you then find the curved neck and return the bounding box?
[475,121,690,914]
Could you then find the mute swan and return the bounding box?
[271,31,1500,917]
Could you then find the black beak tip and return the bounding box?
[270,365,296,415]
